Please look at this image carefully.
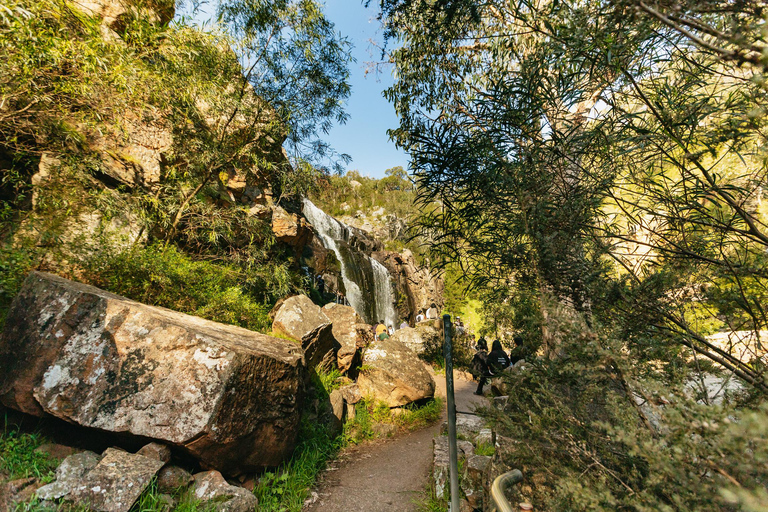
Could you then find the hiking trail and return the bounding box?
[304,370,486,512]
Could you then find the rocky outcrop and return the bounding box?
[357,338,435,407]
[0,272,306,474]
[373,249,444,323]
[78,0,175,32]
[272,205,312,247]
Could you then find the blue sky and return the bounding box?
[321,1,409,179]
[182,1,408,179]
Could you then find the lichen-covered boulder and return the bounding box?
[357,338,435,407]
[389,327,425,355]
[0,272,306,474]
[271,294,330,341]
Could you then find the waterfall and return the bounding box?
[302,198,398,327]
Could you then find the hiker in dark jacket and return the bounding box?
[488,339,511,374]
[509,335,527,365]
[472,338,490,395]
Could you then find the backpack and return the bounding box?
[471,351,489,379]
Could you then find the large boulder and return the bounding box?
[0,272,306,474]
[389,327,425,355]
[322,303,366,372]
[357,338,436,407]
[271,294,330,340]
[301,323,341,372]
[272,295,340,371]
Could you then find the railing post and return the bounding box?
[443,314,460,512]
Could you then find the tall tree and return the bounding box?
[375,0,768,385]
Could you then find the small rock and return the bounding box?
[339,384,362,405]
[371,422,397,438]
[345,403,357,423]
[69,447,165,512]
[157,494,176,511]
[440,413,487,441]
[192,471,258,512]
[136,443,172,463]
[492,396,509,410]
[475,428,494,447]
[325,390,345,436]
[156,466,193,493]
[36,451,101,501]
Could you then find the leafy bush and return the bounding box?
[485,334,768,511]
[82,243,275,332]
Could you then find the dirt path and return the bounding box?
[304,370,486,512]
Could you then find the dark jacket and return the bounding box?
[488,340,510,374]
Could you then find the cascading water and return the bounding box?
[302,198,398,327]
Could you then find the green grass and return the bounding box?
[475,442,496,457]
[344,397,444,444]
[254,418,342,512]
[253,367,346,512]
[0,422,58,482]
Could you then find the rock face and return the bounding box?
[272,205,312,247]
[0,272,306,474]
[357,338,435,407]
[374,250,444,323]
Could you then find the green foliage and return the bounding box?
[0,422,57,482]
[473,442,495,457]
[83,243,276,332]
[209,0,353,172]
[344,397,443,444]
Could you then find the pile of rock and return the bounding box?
[26,442,257,512]
[271,294,436,410]
[433,413,496,511]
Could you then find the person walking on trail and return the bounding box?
[426,303,438,319]
[472,338,491,396]
[375,321,389,340]
[415,310,425,323]
[509,335,527,365]
[488,339,511,374]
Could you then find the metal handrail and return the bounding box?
[490,469,524,512]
